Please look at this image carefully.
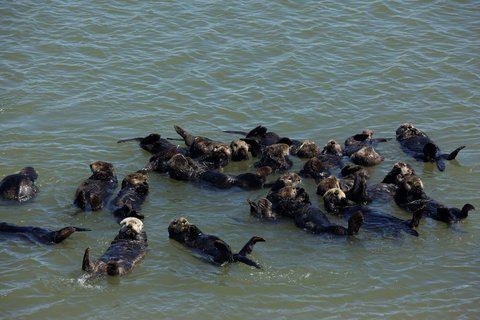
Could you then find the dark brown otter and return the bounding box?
[343,129,391,156]
[82,217,147,280]
[323,188,423,237]
[367,162,415,203]
[394,175,475,224]
[168,217,265,268]
[109,172,149,222]
[396,123,465,171]
[74,161,118,211]
[0,167,39,202]
[350,146,384,166]
[254,143,292,172]
[0,222,90,244]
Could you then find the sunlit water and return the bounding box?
[1,1,479,319]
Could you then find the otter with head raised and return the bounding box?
[394,175,475,224]
[395,123,465,171]
[0,222,90,245]
[74,161,118,211]
[0,167,39,202]
[82,217,147,280]
[323,187,423,237]
[109,172,149,222]
[168,217,265,268]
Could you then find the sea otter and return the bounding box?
[367,162,416,203]
[109,172,149,222]
[0,167,39,202]
[74,161,118,211]
[323,188,423,237]
[350,146,384,166]
[394,175,475,224]
[174,125,249,163]
[316,140,344,169]
[168,217,265,268]
[118,133,188,156]
[395,123,465,171]
[82,217,147,280]
[248,197,364,236]
[254,143,292,172]
[343,129,391,156]
[0,222,90,244]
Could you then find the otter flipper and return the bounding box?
[347,211,364,235]
[82,247,93,272]
[237,236,265,256]
[445,145,466,160]
[53,226,91,244]
[174,125,196,146]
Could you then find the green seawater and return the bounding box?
[1,1,479,319]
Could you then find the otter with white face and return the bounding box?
[168,217,265,268]
[82,217,147,280]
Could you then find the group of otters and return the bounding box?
[0,123,475,281]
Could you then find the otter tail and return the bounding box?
[82,248,93,272]
[53,226,91,244]
[117,137,144,143]
[233,236,265,268]
[347,211,364,235]
[223,130,248,136]
[174,125,196,146]
[445,145,466,161]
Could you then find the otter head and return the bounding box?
[122,172,148,187]
[323,140,343,156]
[383,162,415,184]
[230,140,249,161]
[168,217,195,243]
[296,140,321,158]
[212,144,232,158]
[89,161,116,178]
[323,188,352,213]
[278,172,301,188]
[20,166,38,181]
[268,143,290,157]
[396,123,423,140]
[316,175,340,196]
[119,217,144,238]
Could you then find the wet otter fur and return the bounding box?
[343,129,391,156]
[395,123,465,171]
[0,167,39,202]
[82,217,147,279]
[323,188,423,237]
[350,146,384,166]
[168,217,265,268]
[109,172,149,222]
[394,175,475,224]
[367,162,416,203]
[74,161,118,211]
[254,143,292,172]
[0,222,90,245]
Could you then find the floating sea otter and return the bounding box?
[82,217,147,280]
[396,123,465,171]
[0,167,39,202]
[110,172,149,222]
[0,222,90,244]
[168,217,265,268]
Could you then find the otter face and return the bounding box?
[268,143,290,157]
[123,173,148,186]
[278,172,301,187]
[20,167,38,180]
[393,162,415,176]
[230,140,249,161]
[323,188,346,204]
[323,140,343,156]
[212,145,232,157]
[168,217,191,235]
[90,161,116,175]
[403,176,424,192]
[120,217,144,234]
